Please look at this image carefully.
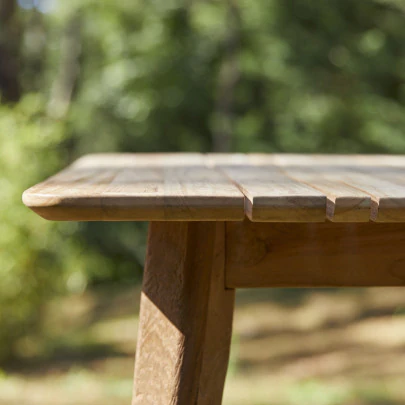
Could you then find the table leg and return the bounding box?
[132,221,235,405]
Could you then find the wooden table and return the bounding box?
[23,153,405,405]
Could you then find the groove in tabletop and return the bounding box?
[248,155,371,222]
[267,154,405,223]
[23,153,405,222]
[220,164,327,222]
[271,156,372,222]
[306,167,405,223]
[284,175,370,222]
[345,173,405,222]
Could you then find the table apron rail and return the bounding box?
[225,220,405,287]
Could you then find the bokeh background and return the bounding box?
[1,0,405,404]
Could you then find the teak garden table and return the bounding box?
[23,153,405,404]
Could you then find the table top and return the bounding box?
[23,153,405,222]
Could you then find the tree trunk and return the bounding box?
[212,0,241,152]
[0,0,21,103]
[47,14,82,119]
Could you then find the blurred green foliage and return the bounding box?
[0,95,67,360]
[0,0,404,361]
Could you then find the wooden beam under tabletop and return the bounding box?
[225,219,405,288]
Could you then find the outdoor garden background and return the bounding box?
[1,0,405,403]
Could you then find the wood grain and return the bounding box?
[132,221,234,405]
[208,153,405,222]
[225,219,405,287]
[198,222,235,405]
[255,155,372,222]
[270,154,405,222]
[23,154,244,221]
[73,153,206,168]
[219,164,327,222]
[23,153,405,223]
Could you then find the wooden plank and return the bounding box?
[73,153,206,168]
[256,154,405,168]
[249,154,371,222]
[352,163,405,222]
[339,172,405,222]
[24,153,405,222]
[132,221,234,405]
[218,164,327,222]
[22,153,245,221]
[282,175,371,222]
[225,219,405,288]
[198,222,235,405]
[205,153,248,167]
[267,154,405,222]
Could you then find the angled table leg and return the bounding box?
[132,221,235,405]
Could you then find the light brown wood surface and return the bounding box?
[210,153,405,222]
[197,222,235,405]
[225,219,405,287]
[219,164,327,222]
[23,154,245,221]
[23,153,405,222]
[269,154,405,222]
[132,221,234,405]
[252,155,371,222]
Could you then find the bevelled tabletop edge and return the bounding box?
[22,153,405,223]
[21,154,247,221]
